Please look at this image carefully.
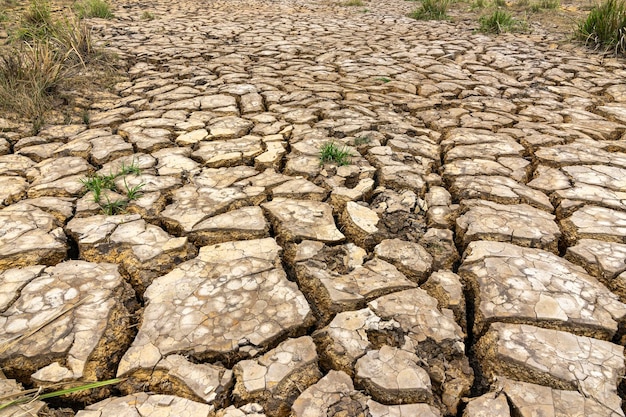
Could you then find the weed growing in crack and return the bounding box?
[479,8,527,32]
[320,141,353,166]
[342,0,365,5]
[80,160,144,214]
[101,196,127,215]
[410,0,451,20]
[353,135,371,146]
[123,178,145,201]
[118,160,142,176]
[141,11,155,20]
[577,0,626,55]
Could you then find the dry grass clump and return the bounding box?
[0,0,110,123]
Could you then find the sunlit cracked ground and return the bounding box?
[1,0,626,415]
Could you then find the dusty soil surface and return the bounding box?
[1,0,626,416]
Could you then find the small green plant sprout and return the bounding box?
[353,135,371,146]
[101,195,127,215]
[123,178,145,200]
[141,11,155,20]
[80,159,144,214]
[74,0,114,19]
[342,0,365,5]
[479,9,526,33]
[118,159,142,176]
[320,141,353,166]
[577,0,626,54]
[376,77,392,83]
[410,0,451,20]
[80,174,111,202]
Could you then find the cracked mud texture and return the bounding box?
[1,0,626,415]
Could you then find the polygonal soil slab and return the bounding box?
[355,346,432,404]
[449,175,553,211]
[367,400,440,417]
[0,176,27,206]
[561,205,626,244]
[554,183,626,213]
[339,202,383,250]
[459,241,626,339]
[290,370,369,417]
[233,336,321,417]
[75,393,214,417]
[566,239,626,300]
[215,403,266,417]
[369,289,473,415]
[0,203,67,270]
[271,178,327,201]
[462,391,510,417]
[455,200,561,253]
[535,140,626,169]
[191,136,263,167]
[373,239,433,283]
[66,214,196,293]
[562,164,626,191]
[0,262,135,386]
[313,308,402,377]
[295,251,416,323]
[490,377,624,417]
[119,354,233,406]
[159,167,266,234]
[422,271,466,333]
[475,323,625,413]
[188,206,269,246]
[262,198,344,245]
[26,156,93,198]
[54,131,133,166]
[117,238,313,378]
[0,154,36,177]
[443,137,525,162]
[443,157,531,183]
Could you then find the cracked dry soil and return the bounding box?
[2,0,626,416]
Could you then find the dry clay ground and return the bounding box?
[2,0,626,416]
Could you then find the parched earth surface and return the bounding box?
[2,0,626,416]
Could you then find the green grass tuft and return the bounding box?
[141,11,155,20]
[410,0,451,20]
[353,135,371,146]
[80,160,144,214]
[320,142,353,166]
[529,0,559,11]
[471,0,489,10]
[478,8,526,32]
[577,0,626,54]
[74,0,114,19]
